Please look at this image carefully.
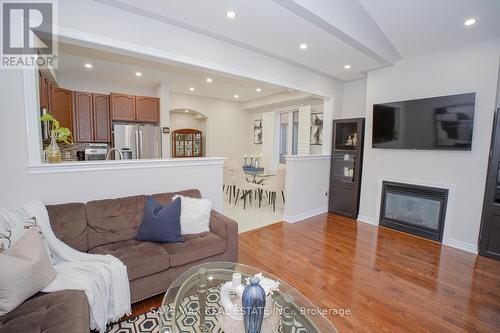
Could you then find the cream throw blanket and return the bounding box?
[0,201,131,332]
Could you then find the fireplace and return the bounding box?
[380,181,448,242]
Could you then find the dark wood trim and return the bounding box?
[479,108,500,260]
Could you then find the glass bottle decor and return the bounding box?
[242,276,266,333]
[46,130,62,163]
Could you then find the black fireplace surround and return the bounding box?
[379,181,448,242]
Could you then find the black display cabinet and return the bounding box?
[329,118,365,218]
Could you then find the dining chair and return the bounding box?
[261,165,286,212]
[233,167,260,209]
[223,164,236,203]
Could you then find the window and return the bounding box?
[278,110,299,164]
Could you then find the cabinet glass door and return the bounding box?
[333,153,356,183]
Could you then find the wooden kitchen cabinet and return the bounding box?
[50,87,73,130]
[135,96,160,123]
[73,92,111,143]
[111,93,136,121]
[93,94,111,142]
[38,70,51,110]
[73,92,94,142]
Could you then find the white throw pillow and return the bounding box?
[0,229,57,316]
[0,216,54,263]
[173,195,211,235]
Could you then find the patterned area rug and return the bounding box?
[106,285,309,333]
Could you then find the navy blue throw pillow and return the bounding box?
[135,196,183,243]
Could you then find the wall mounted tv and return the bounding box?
[372,93,476,151]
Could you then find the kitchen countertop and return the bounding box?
[26,157,226,175]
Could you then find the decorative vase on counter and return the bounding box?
[46,131,61,163]
[242,277,266,333]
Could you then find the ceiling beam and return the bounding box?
[272,0,402,66]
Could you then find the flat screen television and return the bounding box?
[372,93,476,150]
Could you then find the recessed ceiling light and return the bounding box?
[256,88,261,92]
[189,87,195,91]
[234,94,239,99]
[84,63,92,69]
[135,72,142,77]
[344,64,351,70]
[185,109,189,113]
[299,43,308,50]
[226,10,237,19]
[464,18,476,26]
[206,78,213,83]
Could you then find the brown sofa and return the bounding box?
[0,189,238,333]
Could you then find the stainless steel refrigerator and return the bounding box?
[113,124,162,159]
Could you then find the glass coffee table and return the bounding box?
[158,262,338,333]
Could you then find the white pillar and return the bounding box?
[154,82,171,158]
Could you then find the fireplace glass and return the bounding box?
[384,192,441,230]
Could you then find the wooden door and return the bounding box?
[135,96,160,123]
[73,91,94,142]
[93,94,111,142]
[479,108,500,260]
[111,93,136,121]
[50,87,73,130]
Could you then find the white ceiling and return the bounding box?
[93,0,500,81]
[58,43,288,102]
[358,0,500,58]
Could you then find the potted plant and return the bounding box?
[40,114,73,163]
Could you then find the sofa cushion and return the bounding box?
[161,232,226,267]
[151,189,201,205]
[86,190,202,251]
[46,203,88,252]
[86,195,147,250]
[0,290,89,333]
[89,240,170,280]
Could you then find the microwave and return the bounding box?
[85,144,108,161]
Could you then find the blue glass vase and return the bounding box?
[242,277,266,333]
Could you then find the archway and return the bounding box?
[169,108,208,157]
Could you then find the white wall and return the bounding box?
[358,39,500,252]
[284,155,331,222]
[170,93,253,162]
[341,79,367,119]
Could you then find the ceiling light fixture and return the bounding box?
[234,94,239,99]
[135,72,142,77]
[464,18,476,26]
[185,109,189,113]
[84,63,92,69]
[226,10,237,19]
[256,88,261,92]
[206,78,213,83]
[299,43,308,50]
[344,64,351,70]
[189,87,195,91]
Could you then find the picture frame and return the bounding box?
[310,113,324,145]
[254,119,263,144]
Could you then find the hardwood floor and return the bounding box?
[131,213,500,332]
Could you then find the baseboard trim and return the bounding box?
[444,239,478,254]
[357,215,378,226]
[284,207,328,223]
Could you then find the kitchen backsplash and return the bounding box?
[42,142,109,162]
